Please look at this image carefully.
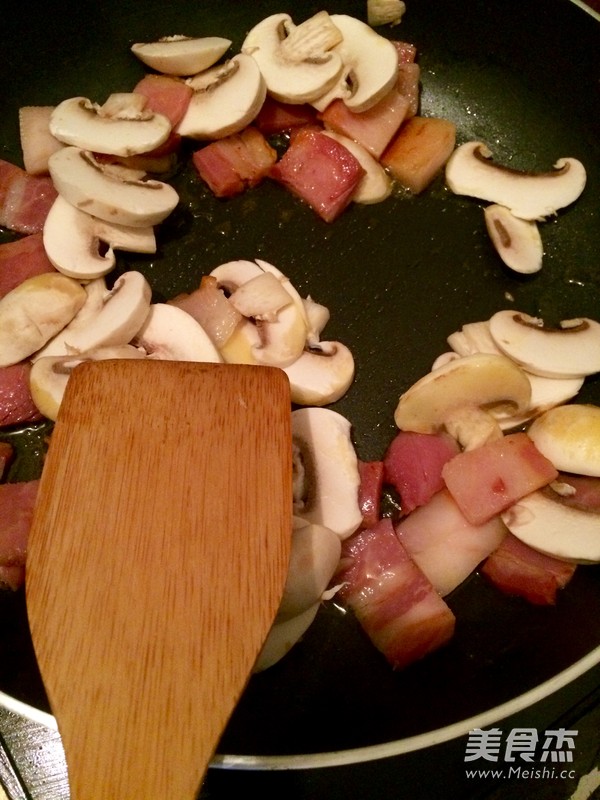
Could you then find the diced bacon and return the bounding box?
[384,430,460,515]
[0,232,56,298]
[392,41,417,64]
[0,363,44,427]
[358,460,384,528]
[550,473,600,512]
[168,275,241,348]
[396,488,507,596]
[319,91,410,160]
[270,128,365,222]
[481,532,577,605]
[0,479,40,591]
[442,432,559,526]
[396,63,421,118]
[193,126,277,198]
[0,442,13,479]
[0,159,57,234]
[381,116,456,193]
[335,518,456,669]
[254,97,318,136]
[133,74,193,128]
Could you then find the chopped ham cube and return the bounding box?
[0,363,44,427]
[193,126,277,198]
[0,442,13,480]
[133,74,193,128]
[550,473,600,512]
[270,128,365,222]
[358,460,384,528]
[392,41,418,64]
[384,430,460,515]
[0,479,40,590]
[396,63,421,118]
[0,232,56,299]
[381,116,456,193]
[442,432,559,526]
[335,518,456,669]
[396,488,507,596]
[0,159,57,234]
[254,97,318,136]
[481,533,577,605]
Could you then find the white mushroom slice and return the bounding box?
[445,142,587,221]
[133,303,222,362]
[528,405,600,477]
[484,204,543,274]
[303,296,330,346]
[488,310,600,379]
[228,272,293,321]
[394,353,531,449]
[242,13,344,104]
[367,0,407,26]
[311,15,399,113]
[49,95,172,157]
[48,147,179,227]
[502,490,600,564]
[29,345,145,422]
[253,602,320,673]
[36,271,151,358]
[19,106,64,175]
[322,131,392,203]
[131,36,232,76]
[277,517,341,622]
[176,54,266,140]
[0,274,86,367]
[284,341,355,406]
[292,407,362,540]
[43,196,156,280]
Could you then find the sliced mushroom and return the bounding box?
[0,273,86,367]
[527,405,600,477]
[43,195,156,280]
[241,12,344,104]
[322,131,392,203]
[484,204,543,274]
[303,296,330,346]
[311,14,399,113]
[253,602,320,673]
[292,407,362,540]
[133,303,222,362]
[176,54,266,140]
[49,95,172,157]
[131,36,232,76]
[284,341,355,406]
[29,345,146,421]
[32,271,151,358]
[367,0,407,26]
[445,141,587,221]
[19,105,64,175]
[502,489,600,564]
[48,147,179,227]
[394,353,531,450]
[277,517,341,622]
[488,310,600,379]
[228,271,293,321]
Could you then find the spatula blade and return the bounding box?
[26,360,292,800]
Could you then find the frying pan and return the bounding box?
[0,0,599,788]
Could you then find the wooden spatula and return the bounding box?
[26,359,292,800]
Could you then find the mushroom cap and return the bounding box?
[489,310,600,379]
[502,490,600,564]
[131,36,232,76]
[253,602,320,673]
[50,95,172,157]
[445,141,587,221]
[133,303,222,363]
[284,341,355,406]
[483,204,543,274]
[394,352,531,434]
[527,404,600,477]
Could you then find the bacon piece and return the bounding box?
[0,232,56,298]
[335,518,456,669]
[168,275,241,348]
[0,442,13,479]
[193,126,277,198]
[358,460,384,528]
[133,74,193,128]
[549,473,600,512]
[0,363,44,427]
[0,479,40,590]
[270,128,365,222]
[396,488,507,596]
[442,433,558,525]
[396,63,421,118]
[319,90,410,160]
[392,41,417,63]
[481,532,577,605]
[381,116,456,193]
[384,430,460,515]
[0,159,57,234]
[254,97,318,136]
